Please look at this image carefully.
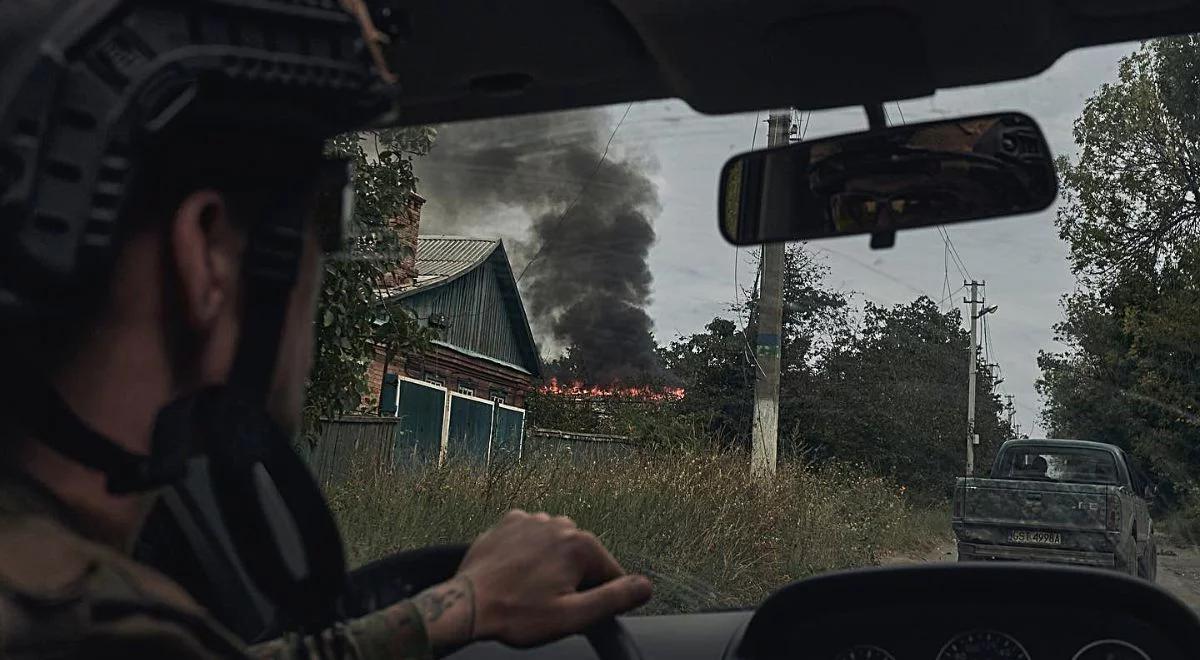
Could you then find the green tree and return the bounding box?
[660,245,850,451]
[798,297,1009,496]
[302,128,437,441]
[658,317,756,446]
[1055,36,1200,280]
[1040,37,1200,500]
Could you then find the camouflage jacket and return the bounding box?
[0,472,433,659]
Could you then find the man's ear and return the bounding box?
[169,190,243,333]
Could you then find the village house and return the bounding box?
[362,194,542,465]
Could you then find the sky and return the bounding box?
[415,39,1143,436]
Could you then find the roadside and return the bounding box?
[1155,542,1200,611]
[878,540,956,566]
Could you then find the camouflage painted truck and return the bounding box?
[952,438,1157,580]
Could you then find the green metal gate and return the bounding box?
[448,393,494,464]
[395,378,446,465]
[491,405,525,464]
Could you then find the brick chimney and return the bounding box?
[385,192,424,288]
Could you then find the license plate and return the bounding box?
[1009,530,1063,545]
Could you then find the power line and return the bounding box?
[946,233,972,281]
[941,243,951,311]
[733,112,768,379]
[936,284,965,309]
[516,103,633,283]
[894,101,906,124]
[982,311,1004,392]
[937,226,972,281]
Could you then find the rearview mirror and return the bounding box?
[718,112,1057,246]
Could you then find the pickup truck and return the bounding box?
[952,438,1157,580]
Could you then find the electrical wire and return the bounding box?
[894,101,906,124]
[936,284,965,309]
[734,112,768,379]
[941,243,952,311]
[937,226,972,281]
[516,103,633,283]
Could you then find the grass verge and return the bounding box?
[326,451,949,614]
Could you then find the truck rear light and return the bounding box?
[1106,492,1121,531]
[953,484,965,518]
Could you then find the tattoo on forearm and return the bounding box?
[385,605,416,631]
[414,575,478,648]
[415,580,466,622]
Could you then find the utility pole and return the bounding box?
[964,281,996,476]
[751,110,792,480]
[1005,394,1016,431]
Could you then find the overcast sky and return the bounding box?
[416,39,1142,436]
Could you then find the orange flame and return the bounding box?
[538,378,685,401]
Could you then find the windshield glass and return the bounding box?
[311,34,1200,615]
[995,447,1120,485]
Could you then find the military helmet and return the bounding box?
[0,0,398,319]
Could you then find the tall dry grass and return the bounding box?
[326,451,949,614]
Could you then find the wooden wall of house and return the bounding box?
[401,259,535,372]
[365,343,534,411]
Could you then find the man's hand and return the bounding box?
[410,509,652,652]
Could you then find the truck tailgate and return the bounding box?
[961,479,1109,531]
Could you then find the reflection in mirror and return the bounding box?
[719,113,1058,246]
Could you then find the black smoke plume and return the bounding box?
[414,109,663,384]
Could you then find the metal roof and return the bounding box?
[404,235,501,291]
[383,234,543,377]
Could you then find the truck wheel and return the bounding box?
[1138,538,1158,582]
[1116,537,1138,576]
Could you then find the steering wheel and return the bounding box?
[343,544,644,660]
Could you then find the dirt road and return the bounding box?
[883,539,1200,611]
[1155,545,1200,611]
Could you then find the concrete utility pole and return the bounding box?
[1005,394,1016,430]
[751,110,792,480]
[964,280,996,476]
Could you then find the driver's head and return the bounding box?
[0,0,383,463]
[116,131,332,433]
[3,128,331,446]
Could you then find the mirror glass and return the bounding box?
[719,112,1058,245]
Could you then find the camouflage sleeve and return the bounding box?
[247,600,433,660]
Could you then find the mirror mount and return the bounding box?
[869,229,896,250]
[863,102,887,131]
[865,102,892,249]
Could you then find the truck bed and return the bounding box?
[957,477,1111,532]
[953,477,1123,567]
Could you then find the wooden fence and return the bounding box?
[303,418,640,485]
[523,428,640,464]
[303,416,403,487]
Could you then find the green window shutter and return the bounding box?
[380,373,399,416]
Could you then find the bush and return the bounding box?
[326,450,949,614]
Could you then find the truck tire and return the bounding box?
[1138,536,1158,582]
[1116,536,1138,576]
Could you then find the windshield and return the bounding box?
[995,447,1120,485]
[311,34,1200,616]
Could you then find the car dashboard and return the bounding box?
[734,564,1198,660]
[452,564,1200,660]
